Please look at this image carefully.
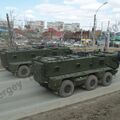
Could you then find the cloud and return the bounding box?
[80,3,108,10]
[64,0,109,11]
[25,10,34,14]
[35,3,75,15]
[3,6,36,21]
[64,0,99,6]
[13,9,36,22]
[35,3,93,18]
[24,14,36,20]
[109,0,120,13]
[112,8,120,13]
[64,0,96,5]
[24,9,36,20]
[4,0,120,30]
[5,6,17,11]
[33,2,111,30]
[109,0,120,8]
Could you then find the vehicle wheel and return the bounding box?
[85,75,98,90]
[101,72,113,86]
[17,65,30,78]
[59,80,74,97]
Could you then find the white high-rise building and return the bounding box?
[26,20,45,32]
[64,23,72,31]
[47,21,64,31]
[72,23,80,32]
[64,23,80,32]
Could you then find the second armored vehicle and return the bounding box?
[0,47,72,78]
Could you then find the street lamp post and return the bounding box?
[93,2,108,47]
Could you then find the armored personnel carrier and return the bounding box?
[33,52,120,97]
[0,47,72,78]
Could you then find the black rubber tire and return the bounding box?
[59,80,74,97]
[17,65,30,78]
[85,75,98,90]
[101,72,113,86]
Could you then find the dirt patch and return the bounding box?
[19,91,120,120]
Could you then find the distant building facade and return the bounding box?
[42,28,63,40]
[72,23,80,32]
[0,20,14,30]
[47,21,64,31]
[25,21,45,32]
[64,23,80,32]
[0,21,8,29]
[64,23,72,31]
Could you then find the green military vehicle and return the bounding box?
[0,47,72,78]
[33,52,120,97]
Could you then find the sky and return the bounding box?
[0,0,120,30]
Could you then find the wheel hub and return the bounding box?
[64,85,71,93]
[90,79,96,86]
[106,76,111,83]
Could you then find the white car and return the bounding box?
[73,42,83,47]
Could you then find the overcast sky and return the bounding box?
[0,0,120,30]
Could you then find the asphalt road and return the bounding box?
[0,68,120,120]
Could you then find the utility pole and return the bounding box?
[93,14,96,46]
[101,22,103,36]
[6,13,14,48]
[80,29,83,44]
[104,21,110,51]
[92,2,108,47]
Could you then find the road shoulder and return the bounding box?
[19,90,120,120]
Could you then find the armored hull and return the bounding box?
[33,52,120,97]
